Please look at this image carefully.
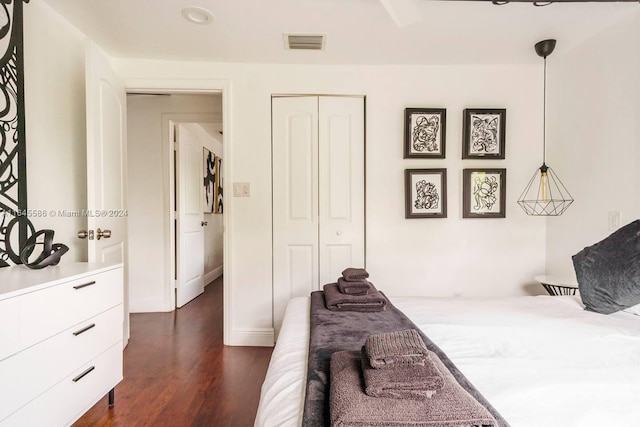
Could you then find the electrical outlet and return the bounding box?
[608,211,621,231]
[233,182,250,197]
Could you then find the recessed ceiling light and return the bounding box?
[181,7,214,25]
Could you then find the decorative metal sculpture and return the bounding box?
[0,1,66,268]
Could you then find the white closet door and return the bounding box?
[318,97,365,285]
[272,95,365,337]
[272,96,319,336]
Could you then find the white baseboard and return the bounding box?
[204,266,223,286]
[228,328,274,347]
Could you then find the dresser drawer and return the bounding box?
[0,300,20,361]
[0,304,123,422]
[0,341,123,427]
[15,267,122,354]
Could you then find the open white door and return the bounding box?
[175,123,205,308]
[85,40,128,341]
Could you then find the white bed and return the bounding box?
[255,294,640,427]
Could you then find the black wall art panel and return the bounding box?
[0,1,30,267]
[0,1,67,269]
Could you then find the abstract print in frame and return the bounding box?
[203,148,215,214]
[463,168,506,218]
[214,155,223,214]
[404,168,447,218]
[404,108,446,159]
[462,109,506,159]
[0,1,31,268]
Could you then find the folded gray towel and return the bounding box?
[341,267,369,281]
[323,283,387,312]
[337,277,371,295]
[361,347,444,399]
[330,350,497,427]
[365,329,429,369]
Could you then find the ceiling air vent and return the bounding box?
[285,34,325,51]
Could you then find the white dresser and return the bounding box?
[0,262,124,426]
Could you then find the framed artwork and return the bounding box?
[462,108,506,159]
[404,108,446,159]
[215,155,223,214]
[463,168,506,218]
[404,168,447,218]
[203,148,216,214]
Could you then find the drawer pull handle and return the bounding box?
[72,366,95,383]
[73,323,96,336]
[73,281,96,290]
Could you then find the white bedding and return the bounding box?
[254,295,640,427]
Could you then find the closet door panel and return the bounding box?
[272,96,319,337]
[318,97,365,286]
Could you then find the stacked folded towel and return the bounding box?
[330,350,497,426]
[323,283,387,312]
[323,267,387,312]
[365,328,430,369]
[338,268,371,295]
[361,329,444,400]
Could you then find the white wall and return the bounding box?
[114,60,547,345]
[23,1,87,261]
[545,11,640,278]
[126,94,222,312]
[29,0,638,347]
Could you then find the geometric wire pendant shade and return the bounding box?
[517,163,573,216]
[517,38,574,216]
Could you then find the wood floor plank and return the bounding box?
[73,278,273,427]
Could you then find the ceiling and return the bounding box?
[42,0,638,65]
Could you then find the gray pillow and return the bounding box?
[572,220,640,314]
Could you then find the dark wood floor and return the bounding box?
[74,277,273,427]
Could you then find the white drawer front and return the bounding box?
[0,304,123,422]
[0,342,123,427]
[17,267,123,353]
[0,300,20,361]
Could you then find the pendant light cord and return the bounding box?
[542,55,547,165]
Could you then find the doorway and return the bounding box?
[125,90,229,339]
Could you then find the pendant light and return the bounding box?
[517,39,574,216]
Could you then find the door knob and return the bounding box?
[336,231,343,236]
[201,221,208,226]
[96,228,112,240]
[77,230,95,240]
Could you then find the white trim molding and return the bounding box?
[229,328,274,347]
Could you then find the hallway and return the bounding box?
[74,277,273,426]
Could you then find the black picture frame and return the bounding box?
[462,108,506,159]
[404,108,446,159]
[405,168,447,218]
[462,168,506,218]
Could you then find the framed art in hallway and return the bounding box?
[463,168,506,218]
[405,168,447,218]
[404,108,446,159]
[204,148,216,213]
[462,108,506,159]
[214,155,223,214]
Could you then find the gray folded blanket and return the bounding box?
[303,291,509,427]
[365,328,429,369]
[337,277,372,295]
[331,350,497,427]
[361,347,444,399]
[323,283,387,312]
[342,267,369,281]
